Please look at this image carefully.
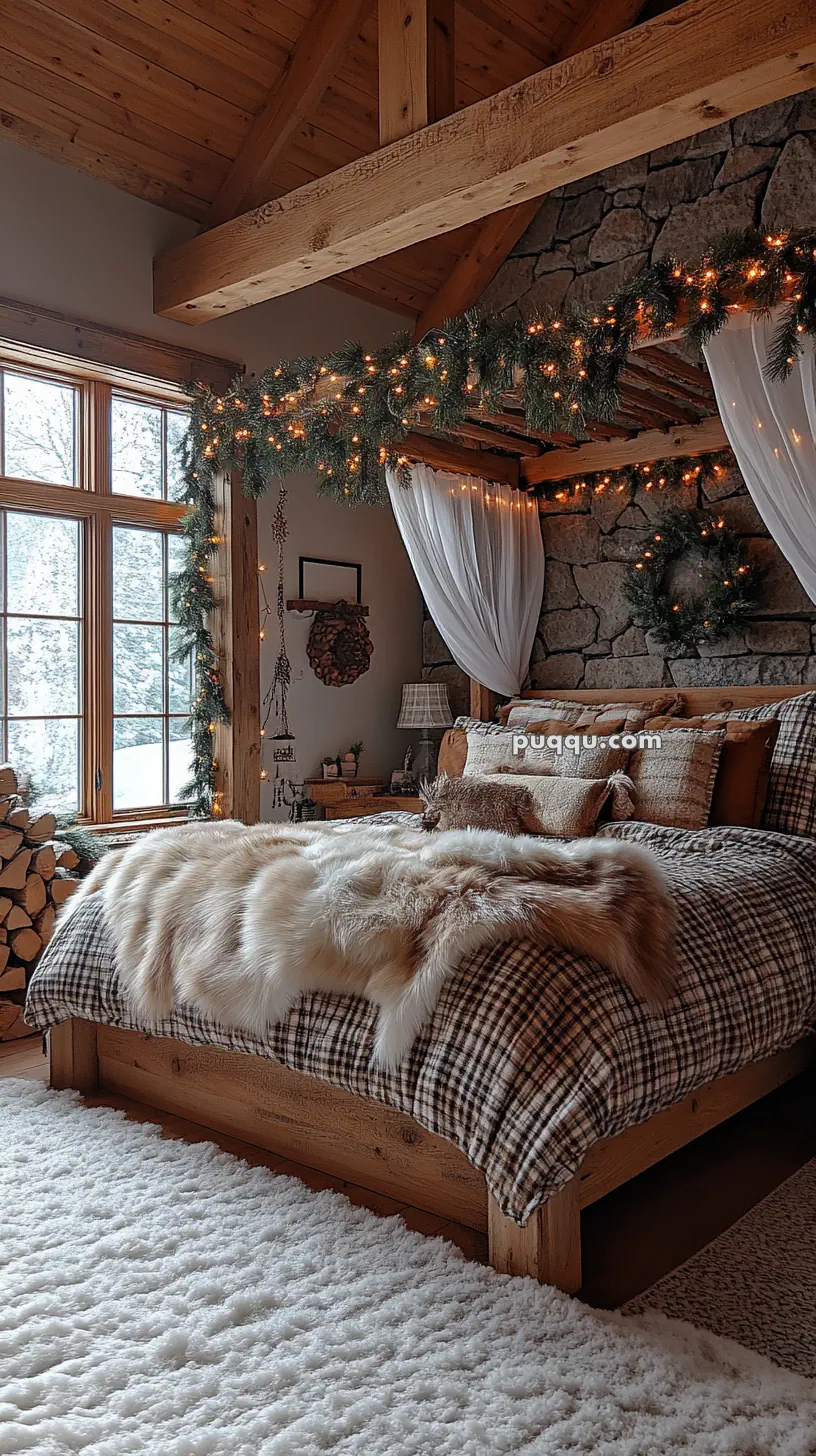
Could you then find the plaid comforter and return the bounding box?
[25,817,816,1223]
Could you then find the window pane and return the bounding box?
[6,512,79,617]
[169,718,193,803]
[113,526,163,621]
[3,373,76,486]
[114,718,163,808]
[166,411,189,501]
[111,398,162,498]
[113,624,163,712]
[168,637,192,713]
[167,535,186,623]
[8,718,79,813]
[7,619,79,715]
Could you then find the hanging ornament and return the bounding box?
[260,482,301,815]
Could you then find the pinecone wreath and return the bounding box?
[307,603,373,686]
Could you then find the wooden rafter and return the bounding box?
[154,0,816,323]
[402,431,520,485]
[521,416,728,484]
[206,0,374,229]
[378,1,455,146]
[412,0,646,337]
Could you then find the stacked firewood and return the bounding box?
[0,763,81,1041]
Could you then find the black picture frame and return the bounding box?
[298,556,362,604]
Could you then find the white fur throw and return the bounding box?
[65,820,676,1067]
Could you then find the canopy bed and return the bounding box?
[30,228,816,1296]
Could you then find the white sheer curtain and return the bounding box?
[386,463,545,697]
[704,309,816,604]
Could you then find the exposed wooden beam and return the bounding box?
[521,415,728,484]
[379,0,455,146]
[207,0,374,228]
[155,0,816,323]
[402,431,520,485]
[412,0,646,337]
[453,420,541,455]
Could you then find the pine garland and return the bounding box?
[623,508,763,650]
[176,224,815,814]
[541,449,735,504]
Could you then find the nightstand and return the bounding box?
[324,795,424,820]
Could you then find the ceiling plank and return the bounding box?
[521,416,728,484]
[412,0,646,335]
[379,0,455,145]
[207,0,374,228]
[154,0,816,323]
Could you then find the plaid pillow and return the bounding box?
[702,691,816,838]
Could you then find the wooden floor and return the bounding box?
[3,1035,814,1309]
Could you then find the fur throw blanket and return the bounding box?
[65,820,676,1067]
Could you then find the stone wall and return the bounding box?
[421,92,816,701]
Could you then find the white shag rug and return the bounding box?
[2,1081,815,1456]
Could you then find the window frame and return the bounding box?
[0,351,191,827]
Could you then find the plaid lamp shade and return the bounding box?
[396,682,453,729]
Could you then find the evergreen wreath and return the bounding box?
[307,604,374,686]
[624,509,762,650]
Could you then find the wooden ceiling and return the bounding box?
[0,0,638,320]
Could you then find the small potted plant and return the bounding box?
[321,755,339,780]
[341,740,364,779]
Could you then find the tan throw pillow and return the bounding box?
[500,694,682,730]
[462,729,520,777]
[438,727,467,777]
[484,772,617,838]
[646,715,780,829]
[628,728,725,830]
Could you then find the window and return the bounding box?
[0,356,192,824]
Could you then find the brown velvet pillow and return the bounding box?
[646,715,780,829]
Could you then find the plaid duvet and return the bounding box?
[25,817,816,1223]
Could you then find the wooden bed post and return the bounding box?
[470,679,497,722]
[50,1018,99,1094]
[488,1180,581,1293]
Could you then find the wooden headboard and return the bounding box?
[483,687,804,722]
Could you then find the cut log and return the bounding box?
[49,874,79,907]
[0,895,11,925]
[0,945,9,975]
[8,807,30,832]
[0,827,24,861]
[34,903,56,946]
[4,904,32,932]
[15,873,46,917]
[32,845,56,881]
[0,850,32,891]
[0,765,18,796]
[0,1001,37,1040]
[9,927,43,962]
[26,813,56,844]
[0,926,6,943]
[53,843,80,871]
[0,962,25,991]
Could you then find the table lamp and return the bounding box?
[396,682,453,781]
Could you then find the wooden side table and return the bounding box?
[324,796,424,820]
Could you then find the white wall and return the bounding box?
[0,137,423,812]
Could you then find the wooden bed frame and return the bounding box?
[50,684,815,1295]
